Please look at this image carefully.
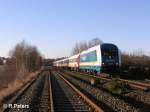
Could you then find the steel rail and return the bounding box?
[58,73,104,112]
[71,71,149,90]
[96,76,149,90]
[48,71,54,112]
[1,78,36,112]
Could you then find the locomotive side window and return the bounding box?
[80,50,97,62]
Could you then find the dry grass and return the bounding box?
[0,64,17,90]
[0,70,40,102]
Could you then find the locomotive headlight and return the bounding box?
[102,62,105,65]
[116,62,119,65]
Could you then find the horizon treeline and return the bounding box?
[0,40,42,85]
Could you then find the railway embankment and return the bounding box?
[1,71,48,112]
[0,70,41,107]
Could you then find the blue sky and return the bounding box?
[0,0,150,58]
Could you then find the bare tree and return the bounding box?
[79,42,88,51]
[131,49,144,57]
[71,43,81,55]
[88,37,103,48]
[121,50,150,69]
[9,40,42,81]
[72,38,103,55]
[71,41,88,55]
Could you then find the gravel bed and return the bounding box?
[66,71,150,106]
[38,72,50,112]
[7,73,47,112]
[60,72,147,112]
[52,71,93,112]
[124,91,150,105]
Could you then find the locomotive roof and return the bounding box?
[69,54,79,59]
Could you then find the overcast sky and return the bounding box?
[0,0,150,58]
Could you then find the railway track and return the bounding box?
[70,71,150,90]
[51,71,103,112]
[1,70,103,112]
[2,69,149,112]
[1,71,51,112]
[117,78,150,90]
[59,70,150,112]
[38,71,52,112]
[0,77,37,112]
[96,75,150,90]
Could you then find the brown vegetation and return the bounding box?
[121,51,150,79]
[0,40,42,91]
[122,51,150,67]
[0,71,40,102]
[72,38,103,55]
[9,40,42,80]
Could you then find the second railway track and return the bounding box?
[58,70,150,112]
[51,71,103,112]
[70,71,150,90]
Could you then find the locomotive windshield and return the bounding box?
[101,44,118,60]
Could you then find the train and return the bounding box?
[53,43,121,74]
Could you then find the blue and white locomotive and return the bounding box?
[80,43,121,73]
[53,43,121,73]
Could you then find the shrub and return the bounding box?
[6,40,42,82]
[104,79,132,95]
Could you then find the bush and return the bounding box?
[8,40,42,82]
[104,79,132,95]
[121,52,150,79]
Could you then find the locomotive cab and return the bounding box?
[101,43,121,73]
